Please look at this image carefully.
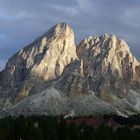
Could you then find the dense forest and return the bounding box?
[0,114,140,140]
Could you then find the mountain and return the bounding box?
[0,23,77,104]
[76,34,140,97]
[0,23,140,117]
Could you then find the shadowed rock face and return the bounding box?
[0,23,140,117]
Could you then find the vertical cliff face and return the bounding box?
[1,23,77,90]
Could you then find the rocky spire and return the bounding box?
[1,23,78,89]
[76,34,139,82]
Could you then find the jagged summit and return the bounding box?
[77,34,139,80]
[30,22,73,44]
[75,34,140,103]
[37,23,73,42]
[0,23,140,117]
[77,34,133,58]
[0,23,77,95]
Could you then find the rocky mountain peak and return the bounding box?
[40,23,74,43]
[76,34,139,81]
[1,23,78,90]
[0,24,140,117]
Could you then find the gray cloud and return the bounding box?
[0,0,140,70]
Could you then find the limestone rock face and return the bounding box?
[0,24,140,117]
[1,23,77,89]
[77,34,139,81]
[0,23,78,102]
[76,34,140,98]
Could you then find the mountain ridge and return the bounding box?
[0,23,140,117]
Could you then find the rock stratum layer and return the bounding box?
[0,23,140,117]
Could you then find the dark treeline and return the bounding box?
[0,114,140,140]
[104,114,140,126]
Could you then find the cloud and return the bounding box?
[122,7,140,28]
[0,34,5,41]
[48,4,80,16]
[77,0,94,12]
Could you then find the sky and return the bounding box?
[0,0,140,70]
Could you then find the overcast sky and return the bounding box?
[0,0,140,70]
